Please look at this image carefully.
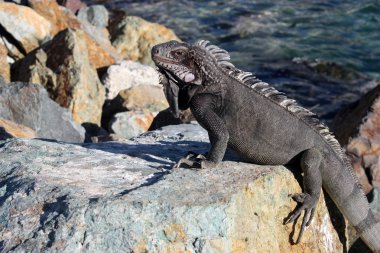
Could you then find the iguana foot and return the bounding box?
[284,193,317,244]
[173,152,217,169]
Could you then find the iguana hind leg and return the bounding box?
[284,148,322,244]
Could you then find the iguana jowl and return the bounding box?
[151,40,380,252]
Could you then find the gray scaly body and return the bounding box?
[151,40,380,252]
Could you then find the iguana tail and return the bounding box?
[322,159,380,252]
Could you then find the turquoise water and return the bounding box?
[85,0,380,120]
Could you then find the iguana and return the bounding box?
[151,40,380,252]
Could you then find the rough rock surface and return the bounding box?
[0,42,10,82]
[11,28,105,125]
[108,111,156,139]
[0,117,36,139]
[0,2,51,57]
[57,0,86,13]
[332,84,380,193]
[28,0,119,67]
[77,5,109,28]
[101,85,167,137]
[28,0,81,36]
[102,60,160,100]
[119,85,168,112]
[109,15,180,65]
[82,30,116,69]
[0,82,85,143]
[0,123,344,252]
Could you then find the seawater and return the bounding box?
[83,0,380,121]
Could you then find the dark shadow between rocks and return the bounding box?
[81,122,108,143]
[0,127,14,140]
[0,23,27,56]
[348,238,372,253]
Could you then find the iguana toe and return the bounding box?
[173,152,216,170]
[284,193,318,244]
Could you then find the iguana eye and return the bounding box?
[174,50,185,57]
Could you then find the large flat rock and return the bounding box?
[0,123,344,252]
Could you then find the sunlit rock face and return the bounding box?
[0,123,343,252]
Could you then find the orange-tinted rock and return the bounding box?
[332,84,380,192]
[0,117,36,139]
[82,31,115,69]
[0,42,10,82]
[0,2,51,56]
[108,111,156,139]
[119,85,168,112]
[27,0,119,69]
[109,15,180,65]
[99,84,166,137]
[12,29,105,125]
[349,97,380,190]
[28,0,81,36]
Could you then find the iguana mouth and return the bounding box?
[152,55,179,66]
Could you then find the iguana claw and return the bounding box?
[284,193,317,244]
[173,152,216,169]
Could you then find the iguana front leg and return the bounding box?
[284,148,322,244]
[175,94,228,169]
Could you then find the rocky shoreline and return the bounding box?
[0,0,380,252]
[0,0,180,142]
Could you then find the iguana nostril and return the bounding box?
[152,47,159,55]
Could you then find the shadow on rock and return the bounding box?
[83,140,209,165]
[116,170,170,196]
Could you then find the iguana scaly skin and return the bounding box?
[151,40,380,252]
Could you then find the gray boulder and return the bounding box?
[77,5,109,28]
[0,123,346,252]
[0,82,85,142]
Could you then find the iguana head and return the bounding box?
[151,40,203,85]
